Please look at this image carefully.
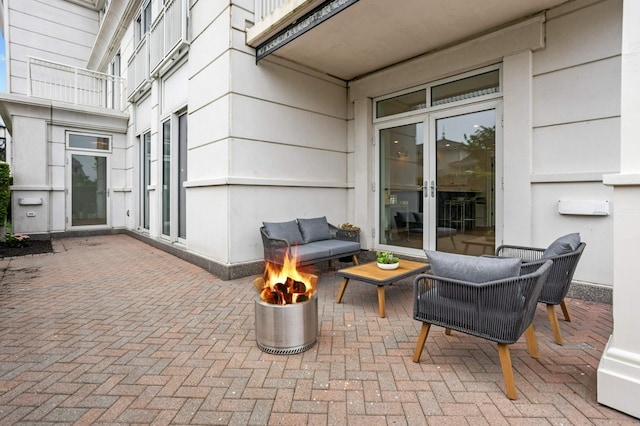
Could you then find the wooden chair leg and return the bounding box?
[547,304,563,345]
[560,299,571,322]
[413,323,431,363]
[497,343,517,400]
[524,324,539,359]
[352,254,359,265]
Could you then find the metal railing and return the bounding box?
[28,57,127,111]
[150,0,189,75]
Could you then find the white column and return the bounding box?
[352,97,373,249]
[502,50,533,246]
[597,0,640,418]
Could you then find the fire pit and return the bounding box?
[253,250,318,355]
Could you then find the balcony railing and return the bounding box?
[255,0,288,21]
[127,34,151,101]
[150,0,189,75]
[28,57,127,111]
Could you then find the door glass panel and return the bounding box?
[178,113,187,239]
[436,109,495,254]
[379,123,424,248]
[71,154,107,226]
[162,120,171,236]
[142,132,151,229]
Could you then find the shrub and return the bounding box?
[0,162,10,226]
[4,233,30,248]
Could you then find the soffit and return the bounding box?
[255,0,569,81]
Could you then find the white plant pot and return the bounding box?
[377,262,399,270]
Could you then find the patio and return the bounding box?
[0,235,636,425]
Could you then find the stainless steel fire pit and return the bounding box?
[254,295,318,355]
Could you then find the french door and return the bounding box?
[377,102,499,256]
[68,152,109,227]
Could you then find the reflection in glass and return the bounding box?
[69,134,110,150]
[71,154,107,226]
[432,70,499,106]
[436,110,495,254]
[379,123,424,249]
[162,120,171,236]
[143,132,151,229]
[376,89,426,118]
[178,113,187,239]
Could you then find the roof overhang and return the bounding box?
[247,0,570,81]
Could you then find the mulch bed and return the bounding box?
[0,240,54,258]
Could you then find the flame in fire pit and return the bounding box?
[255,249,317,305]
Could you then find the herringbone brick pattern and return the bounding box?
[0,235,636,425]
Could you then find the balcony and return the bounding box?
[150,0,189,75]
[127,0,189,102]
[127,34,150,102]
[28,57,126,112]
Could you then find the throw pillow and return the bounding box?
[263,220,305,245]
[542,233,580,258]
[297,217,331,243]
[425,250,521,283]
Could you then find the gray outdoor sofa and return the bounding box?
[260,216,361,266]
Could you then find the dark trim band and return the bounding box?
[256,0,359,62]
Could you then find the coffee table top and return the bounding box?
[336,259,429,285]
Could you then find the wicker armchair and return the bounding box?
[412,259,553,400]
[495,242,585,345]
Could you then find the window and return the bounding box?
[136,1,152,43]
[178,112,187,239]
[374,66,501,121]
[376,89,426,118]
[69,133,111,151]
[159,113,187,239]
[431,70,499,106]
[142,132,151,230]
[162,120,171,236]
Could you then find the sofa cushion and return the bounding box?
[297,216,331,243]
[396,211,411,224]
[542,233,581,258]
[413,212,423,225]
[263,220,304,245]
[425,250,521,284]
[310,239,360,257]
[289,244,331,264]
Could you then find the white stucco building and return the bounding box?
[0,0,638,417]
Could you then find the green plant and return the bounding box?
[376,251,399,264]
[0,162,10,226]
[4,233,30,248]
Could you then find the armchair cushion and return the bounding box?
[425,250,521,284]
[262,220,304,245]
[542,233,580,258]
[297,216,331,243]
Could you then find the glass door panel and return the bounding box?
[379,123,424,249]
[71,154,108,226]
[434,109,495,254]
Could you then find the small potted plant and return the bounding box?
[376,251,399,270]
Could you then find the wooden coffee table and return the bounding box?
[335,260,429,318]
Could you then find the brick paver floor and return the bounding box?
[0,235,637,425]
